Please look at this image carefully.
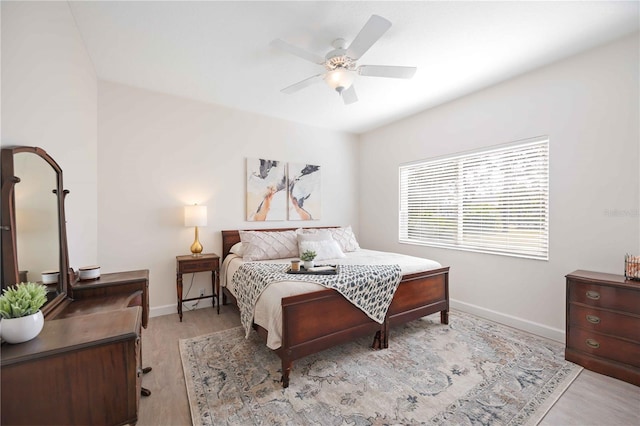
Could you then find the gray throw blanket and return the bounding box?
[232,263,402,338]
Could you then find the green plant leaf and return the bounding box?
[301,250,317,261]
[0,282,48,318]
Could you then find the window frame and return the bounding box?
[399,136,549,260]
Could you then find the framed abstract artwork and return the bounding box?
[246,158,287,221]
[288,162,321,220]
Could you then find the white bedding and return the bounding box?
[221,248,442,349]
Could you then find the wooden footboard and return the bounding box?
[277,288,384,387]
[385,267,450,348]
[222,286,383,387]
[221,228,450,388]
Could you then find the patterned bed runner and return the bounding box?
[232,263,402,338]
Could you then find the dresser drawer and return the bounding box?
[567,327,640,368]
[568,280,640,314]
[568,304,640,342]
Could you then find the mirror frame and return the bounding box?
[1,146,71,317]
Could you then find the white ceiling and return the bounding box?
[68,1,639,134]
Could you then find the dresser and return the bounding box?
[565,270,640,386]
[1,307,142,425]
[1,269,149,425]
[1,147,150,424]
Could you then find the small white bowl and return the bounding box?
[79,265,101,281]
[41,271,59,284]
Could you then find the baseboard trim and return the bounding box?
[151,299,213,318]
[450,299,565,343]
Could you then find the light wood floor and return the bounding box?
[138,307,640,426]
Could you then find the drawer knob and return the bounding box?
[585,290,600,300]
[585,338,600,349]
[586,314,601,324]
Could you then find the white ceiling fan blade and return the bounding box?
[270,39,325,65]
[346,15,392,60]
[341,85,358,105]
[358,65,417,79]
[281,74,324,94]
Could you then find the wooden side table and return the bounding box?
[176,253,220,321]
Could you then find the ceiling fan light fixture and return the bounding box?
[273,14,415,104]
[325,68,355,92]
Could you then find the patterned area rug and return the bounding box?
[179,311,581,425]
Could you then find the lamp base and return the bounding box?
[190,226,203,257]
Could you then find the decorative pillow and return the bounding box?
[239,230,298,261]
[296,228,332,242]
[298,239,346,261]
[229,242,245,256]
[327,226,360,252]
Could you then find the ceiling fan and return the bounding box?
[271,15,417,105]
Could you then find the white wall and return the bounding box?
[97,81,359,315]
[1,1,98,271]
[4,2,637,338]
[358,34,640,341]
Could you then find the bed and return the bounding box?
[221,227,450,388]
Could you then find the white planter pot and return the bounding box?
[303,260,315,269]
[1,311,44,344]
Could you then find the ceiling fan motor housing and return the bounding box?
[325,39,356,70]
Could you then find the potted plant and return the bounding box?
[0,282,47,344]
[300,250,317,270]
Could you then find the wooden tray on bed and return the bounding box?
[286,265,339,275]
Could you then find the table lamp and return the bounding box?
[184,204,207,256]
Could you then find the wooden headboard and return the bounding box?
[221,226,338,259]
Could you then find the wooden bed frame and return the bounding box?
[221,227,450,388]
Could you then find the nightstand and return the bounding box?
[176,253,220,321]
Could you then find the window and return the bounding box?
[399,137,549,260]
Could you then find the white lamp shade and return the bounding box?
[325,68,355,91]
[184,205,207,227]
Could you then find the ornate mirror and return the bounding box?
[1,146,70,316]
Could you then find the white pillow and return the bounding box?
[299,239,346,262]
[239,230,298,261]
[327,226,360,252]
[229,242,245,256]
[297,231,345,260]
[297,229,332,242]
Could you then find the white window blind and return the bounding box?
[399,137,549,260]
